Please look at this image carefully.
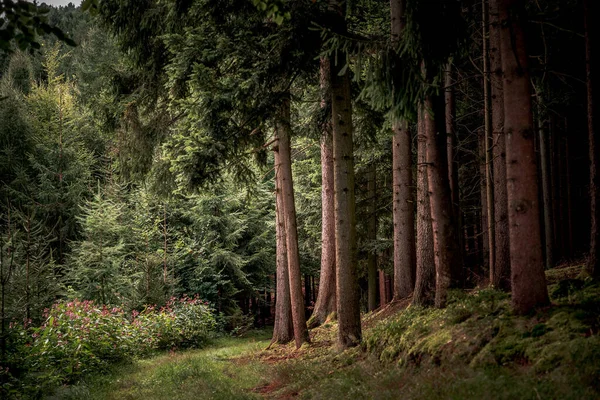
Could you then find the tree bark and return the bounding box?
[331,49,361,348]
[482,0,496,280]
[390,0,416,300]
[367,163,378,311]
[496,0,549,313]
[425,92,461,308]
[379,270,387,306]
[445,64,463,286]
[309,58,337,328]
[275,96,310,347]
[585,0,600,277]
[564,135,574,257]
[413,105,436,306]
[489,0,510,290]
[537,105,554,270]
[270,172,293,344]
[479,133,490,271]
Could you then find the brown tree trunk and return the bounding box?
[271,177,293,344]
[310,58,337,328]
[585,0,600,277]
[445,65,463,285]
[425,92,461,308]
[275,96,310,347]
[564,135,574,257]
[496,0,549,313]
[413,105,436,306]
[331,59,361,347]
[537,105,554,270]
[391,0,416,300]
[331,47,361,348]
[367,163,378,311]
[550,116,561,261]
[489,0,510,290]
[482,0,496,280]
[479,132,490,272]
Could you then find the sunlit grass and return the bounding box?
[57,330,272,400]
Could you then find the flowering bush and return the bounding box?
[23,297,216,387]
[28,301,133,383]
[130,296,216,352]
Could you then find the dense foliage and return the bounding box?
[2,296,216,397]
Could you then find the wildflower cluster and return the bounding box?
[24,297,216,386]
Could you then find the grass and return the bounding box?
[51,265,600,399]
[52,330,272,400]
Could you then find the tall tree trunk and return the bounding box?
[391,0,416,300]
[483,0,496,279]
[445,64,463,285]
[413,105,436,306]
[275,96,309,348]
[425,92,461,308]
[585,0,600,277]
[310,58,337,328]
[379,270,387,306]
[564,134,574,257]
[479,133,490,272]
[496,0,549,313]
[489,0,510,290]
[331,48,361,348]
[537,105,554,270]
[367,163,377,311]
[550,116,561,261]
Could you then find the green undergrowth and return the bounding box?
[52,330,272,400]
[264,266,600,399]
[52,267,600,399]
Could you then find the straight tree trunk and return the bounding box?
[550,116,561,261]
[367,163,378,311]
[310,58,337,328]
[482,0,496,279]
[275,96,310,347]
[413,105,436,306]
[564,135,574,257]
[479,133,490,271]
[445,64,463,285]
[379,270,387,306]
[425,93,461,308]
[391,0,416,299]
[496,0,549,313]
[489,0,511,290]
[331,47,361,348]
[271,230,294,344]
[585,0,600,277]
[537,105,554,270]
[557,134,568,258]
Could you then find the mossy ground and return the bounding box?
[69,265,599,399]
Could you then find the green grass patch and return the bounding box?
[54,330,272,400]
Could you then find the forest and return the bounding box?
[0,0,599,398]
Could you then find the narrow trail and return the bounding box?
[60,331,273,400]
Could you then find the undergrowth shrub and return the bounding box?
[1,296,216,398]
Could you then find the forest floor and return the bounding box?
[58,264,599,400]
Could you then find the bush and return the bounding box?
[2,297,216,397]
[131,295,216,351]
